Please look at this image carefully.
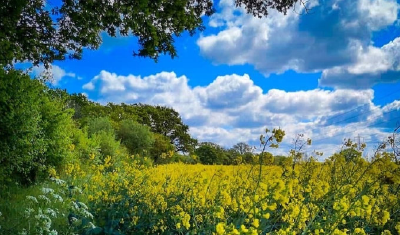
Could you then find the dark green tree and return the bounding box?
[117,119,154,155]
[133,104,197,153]
[340,148,362,163]
[150,133,175,164]
[195,142,226,165]
[1,0,298,67]
[243,152,255,164]
[258,152,274,165]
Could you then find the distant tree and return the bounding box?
[243,152,256,164]
[87,117,115,137]
[232,142,254,155]
[133,104,198,153]
[1,0,298,67]
[150,133,175,164]
[195,144,219,165]
[274,155,288,165]
[91,131,121,159]
[340,148,362,163]
[106,103,138,124]
[195,142,226,165]
[65,93,105,124]
[258,152,274,165]
[117,119,154,155]
[87,117,121,158]
[225,149,242,165]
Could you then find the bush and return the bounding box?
[0,69,73,185]
[117,119,154,155]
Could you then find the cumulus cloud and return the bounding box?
[197,0,399,88]
[83,70,398,157]
[319,37,400,89]
[31,64,76,85]
[196,74,262,109]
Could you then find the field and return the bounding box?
[1,153,399,235]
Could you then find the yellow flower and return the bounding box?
[240,225,249,233]
[48,167,57,178]
[252,219,259,228]
[381,230,392,235]
[354,228,366,235]
[216,222,225,235]
[395,223,400,234]
[89,153,95,160]
[263,213,271,219]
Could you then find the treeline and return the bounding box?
[1,70,290,186]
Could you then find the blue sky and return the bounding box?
[31,0,400,158]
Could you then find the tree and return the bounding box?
[133,104,197,153]
[117,119,154,155]
[340,148,362,163]
[87,117,115,137]
[0,69,74,184]
[232,142,254,155]
[1,0,298,67]
[195,142,226,165]
[150,133,175,164]
[258,152,274,165]
[87,117,121,158]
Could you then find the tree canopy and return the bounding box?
[1,0,298,67]
[0,69,74,184]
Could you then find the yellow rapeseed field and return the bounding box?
[61,153,400,235]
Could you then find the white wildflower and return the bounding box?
[38,195,51,204]
[45,208,57,217]
[41,187,55,194]
[51,194,63,202]
[49,229,58,235]
[26,196,38,203]
[19,228,28,235]
[77,202,88,210]
[50,177,66,185]
[71,201,79,210]
[35,212,52,231]
[24,208,35,218]
[88,222,96,229]
[82,210,93,219]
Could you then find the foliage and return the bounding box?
[133,104,198,153]
[117,119,154,155]
[0,69,73,185]
[87,117,115,137]
[63,98,198,154]
[150,133,176,164]
[1,0,298,67]
[92,131,121,160]
[232,142,254,155]
[195,142,227,165]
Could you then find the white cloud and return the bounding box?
[83,70,398,157]
[320,37,400,88]
[197,0,400,88]
[358,0,399,30]
[196,74,262,109]
[31,64,76,85]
